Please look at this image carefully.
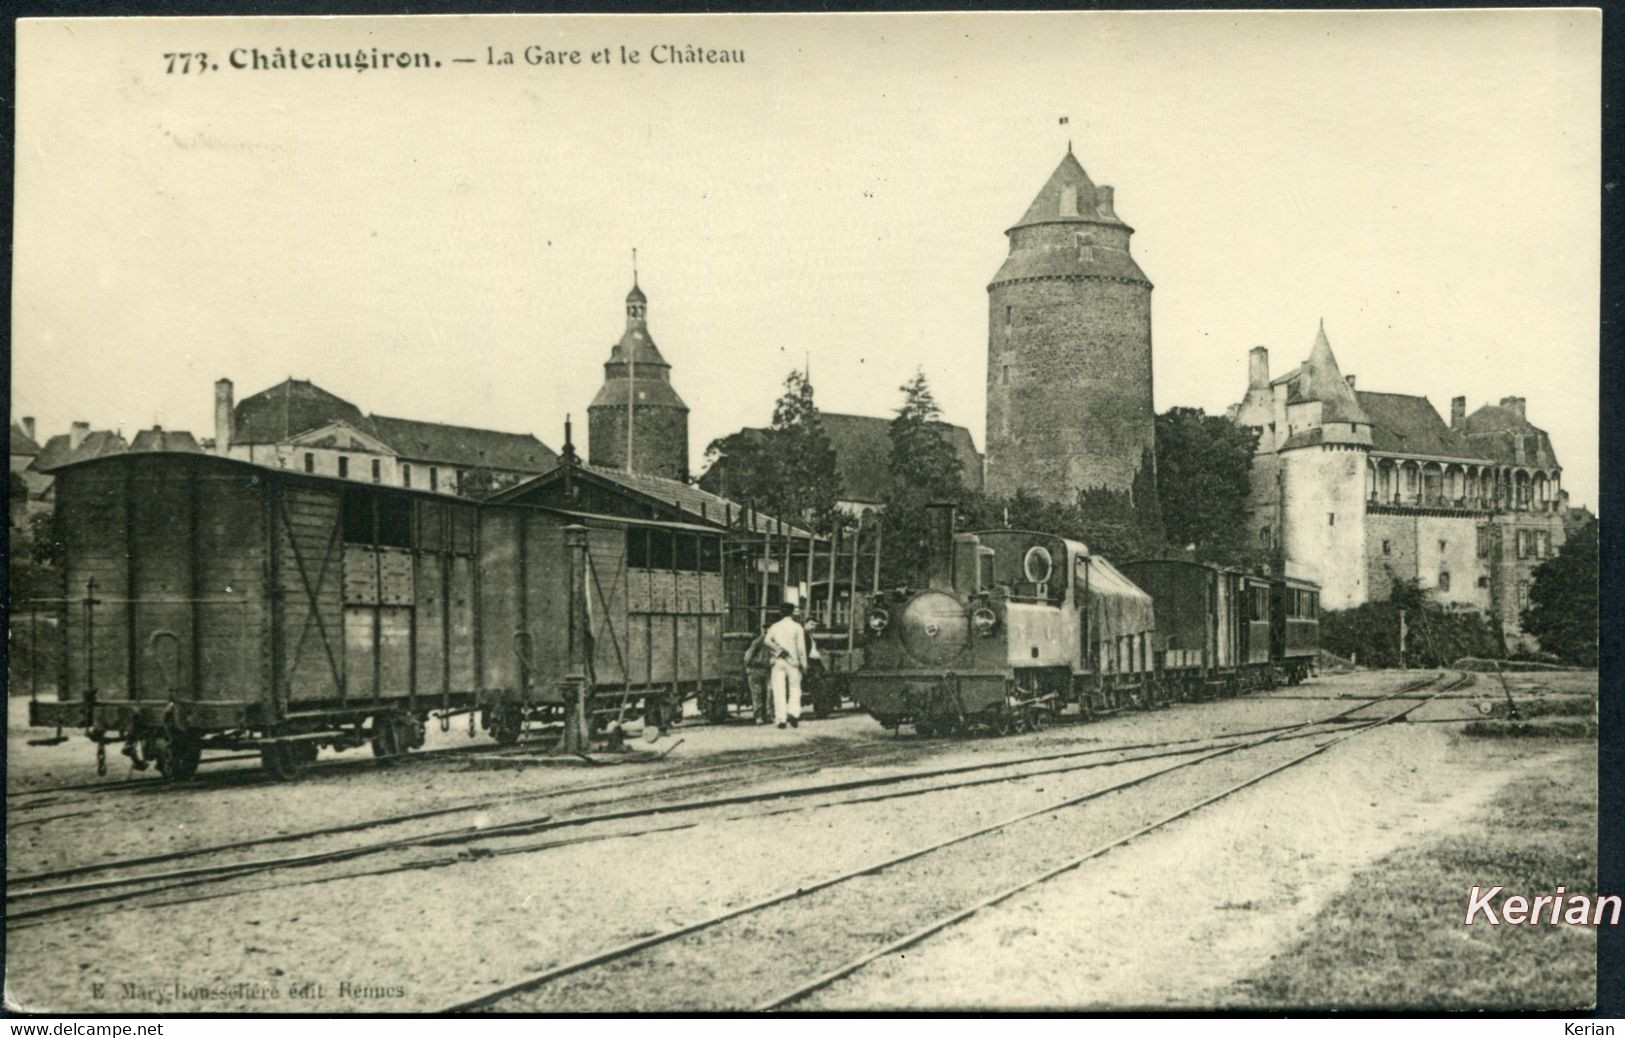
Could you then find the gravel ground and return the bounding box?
[6,669,1591,1013]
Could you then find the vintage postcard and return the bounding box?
[6,10,1602,1017]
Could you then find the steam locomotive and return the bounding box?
[848,504,1320,736]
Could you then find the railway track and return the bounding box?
[6,676,1448,931]
[439,671,1466,1012]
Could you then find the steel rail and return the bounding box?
[757,672,1469,1011]
[435,673,1447,1012]
[9,675,1443,918]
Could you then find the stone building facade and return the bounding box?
[587,278,691,482]
[1231,324,1572,649]
[213,377,556,496]
[985,148,1156,506]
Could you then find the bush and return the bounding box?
[1322,580,1504,668]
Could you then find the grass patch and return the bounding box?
[1464,719,1597,740]
[1225,750,1597,1009]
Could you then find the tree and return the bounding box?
[1154,407,1259,566]
[768,370,842,531]
[1521,518,1599,666]
[701,370,840,531]
[877,371,970,585]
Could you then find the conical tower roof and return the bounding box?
[1010,149,1126,231]
[1300,320,1369,425]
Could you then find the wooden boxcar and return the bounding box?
[1116,559,1274,697]
[27,452,732,779]
[27,452,484,779]
[1270,576,1320,684]
[476,505,729,742]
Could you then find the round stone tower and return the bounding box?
[587,277,690,481]
[985,148,1155,505]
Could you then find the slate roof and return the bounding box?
[129,428,204,454]
[1460,404,1561,470]
[1298,323,1369,425]
[819,413,983,504]
[33,430,129,472]
[231,378,556,473]
[10,423,41,456]
[368,415,557,473]
[494,460,814,539]
[1355,392,1485,459]
[1012,151,1126,230]
[234,379,368,444]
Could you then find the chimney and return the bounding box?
[1499,396,1526,421]
[1345,374,1356,390]
[1450,396,1466,429]
[21,416,35,441]
[215,378,235,455]
[1095,185,1117,220]
[69,421,88,450]
[923,501,958,591]
[1248,346,1270,390]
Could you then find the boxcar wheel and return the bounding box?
[262,743,308,782]
[154,732,202,781]
[490,705,524,746]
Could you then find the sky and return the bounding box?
[12,11,1601,509]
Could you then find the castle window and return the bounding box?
[1002,365,1010,386]
[1516,530,1530,559]
[371,458,382,484]
[430,467,439,492]
[1438,540,1447,553]
[304,452,314,474]
[402,463,412,489]
[1328,512,1335,526]
[1537,531,1551,558]
[1478,576,1490,589]
[338,456,350,479]
[1382,539,1391,556]
[1477,526,1490,557]
[1005,305,1012,331]
[1438,571,1451,592]
[1260,526,1271,548]
[1517,581,1530,608]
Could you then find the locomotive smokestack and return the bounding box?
[924,502,958,590]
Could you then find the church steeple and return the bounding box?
[586,263,690,480]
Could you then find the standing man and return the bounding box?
[765,601,808,729]
[743,621,774,725]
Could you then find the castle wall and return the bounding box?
[1364,512,1418,603]
[985,277,1154,503]
[1280,444,1368,608]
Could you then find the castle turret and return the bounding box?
[1274,322,1372,608]
[587,274,690,480]
[985,149,1156,505]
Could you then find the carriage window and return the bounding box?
[647,529,674,570]
[678,534,701,572]
[699,536,722,574]
[626,528,649,569]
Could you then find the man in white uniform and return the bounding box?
[765,602,808,729]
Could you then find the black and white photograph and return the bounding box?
[5,9,1604,1017]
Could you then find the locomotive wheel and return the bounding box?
[153,731,202,781]
[261,742,311,782]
